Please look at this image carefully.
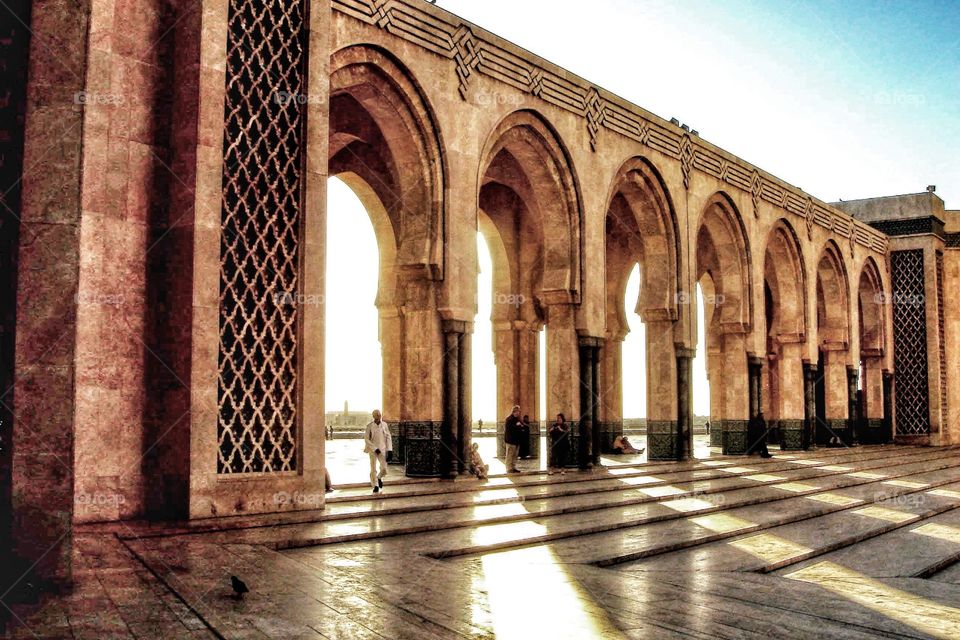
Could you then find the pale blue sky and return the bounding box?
[325,0,958,421]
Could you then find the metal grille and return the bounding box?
[891,250,930,436]
[937,252,948,430]
[217,0,306,474]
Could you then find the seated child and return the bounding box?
[469,442,489,480]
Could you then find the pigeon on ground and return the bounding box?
[231,575,249,599]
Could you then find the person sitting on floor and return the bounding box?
[469,442,489,480]
[612,435,644,455]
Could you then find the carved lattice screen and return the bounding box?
[217,0,306,474]
[891,250,930,436]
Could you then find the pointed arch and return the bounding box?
[329,44,445,278]
[816,240,851,348]
[763,219,807,341]
[604,156,679,327]
[695,192,752,332]
[478,109,583,306]
[858,257,885,354]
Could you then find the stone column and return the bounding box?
[578,336,602,467]
[379,306,404,464]
[861,354,885,443]
[599,334,625,453]
[821,347,849,443]
[720,332,750,455]
[777,341,806,450]
[803,361,818,450]
[847,366,860,446]
[883,370,894,444]
[458,324,473,474]
[545,304,580,431]
[442,325,461,479]
[707,345,724,447]
[398,275,445,477]
[676,348,696,461]
[749,355,764,418]
[645,319,679,460]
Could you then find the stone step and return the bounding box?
[164,448,957,550]
[617,480,960,575]
[419,453,960,562]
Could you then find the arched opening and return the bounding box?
[478,110,581,469]
[815,241,852,446]
[694,194,752,455]
[602,158,679,460]
[327,45,446,481]
[858,258,888,443]
[762,221,808,449]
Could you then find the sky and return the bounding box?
[325,0,959,421]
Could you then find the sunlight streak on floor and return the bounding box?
[852,506,914,523]
[728,534,812,564]
[805,493,863,507]
[689,513,755,534]
[911,523,960,544]
[785,561,960,639]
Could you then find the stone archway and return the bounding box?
[478,109,583,460]
[763,220,808,449]
[602,157,680,460]
[858,257,888,443]
[816,240,852,445]
[695,193,752,455]
[328,45,448,475]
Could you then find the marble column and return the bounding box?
[599,335,625,453]
[777,341,806,450]
[707,345,724,447]
[545,304,579,433]
[861,354,885,443]
[579,336,602,467]
[442,326,460,479]
[645,319,679,461]
[803,361,818,450]
[883,370,894,444]
[720,332,750,455]
[821,348,850,444]
[457,325,473,474]
[847,366,860,446]
[676,348,696,461]
[379,306,404,464]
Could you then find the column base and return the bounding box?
[778,420,806,451]
[709,425,723,447]
[598,422,623,454]
[859,418,889,445]
[388,423,405,465]
[817,419,852,447]
[721,420,750,455]
[400,422,445,477]
[495,422,505,459]
[647,420,680,461]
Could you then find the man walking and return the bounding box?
[504,405,522,473]
[364,410,392,493]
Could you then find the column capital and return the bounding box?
[442,319,472,335]
[675,345,697,360]
[577,333,604,349]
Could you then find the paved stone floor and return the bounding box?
[4,442,960,639]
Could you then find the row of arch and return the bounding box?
[327,43,890,454]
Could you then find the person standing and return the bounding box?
[364,410,393,493]
[747,412,773,458]
[548,413,570,475]
[503,405,522,473]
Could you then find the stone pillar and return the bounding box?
[676,348,696,461]
[380,307,404,464]
[821,348,849,443]
[707,345,724,447]
[578,336,602,467]
[749,356,764,418]
[493,321,540,459]
[442,325,461,479]
[720,332,750,455]
[847,366,860,446]
[545,304,579,431]
[599,334,625,453]
[458,324,473,474]
[861,354,885,443]
[398,276,445,478]
[777,341,806,450]
[803,361,818,450]
[883,370,894,444]
[645,319,679,461]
